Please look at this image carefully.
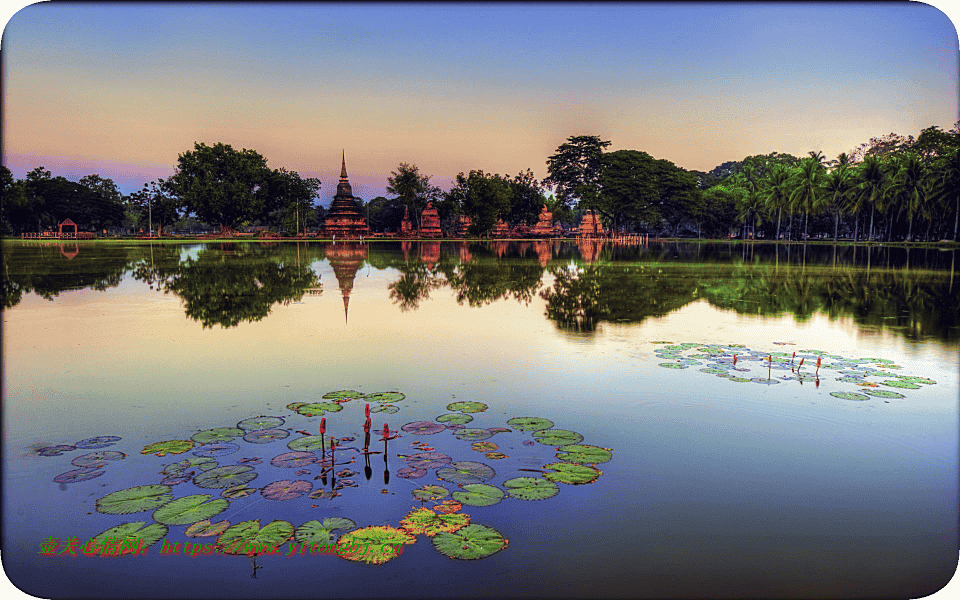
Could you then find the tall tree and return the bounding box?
[820,166,854,240]
[508,169,547,227]
[167,142,278,232]
[854,156,890,241]
[268,168,321,235]
[447,170,512,237]
[543,135,611,213]
[761,165,792,240]
[386,163,442,230]
[788,159,825,240]
[597,150,661,233]
[931,148,960,241]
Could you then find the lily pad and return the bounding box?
[221,486,257,499]
[96,485,173,515]
[555,444,613,465]
[532,429,584,447]
[335,526,415,564]
[398,467,427,479]
[700,368,727,374]
[217,519,294,556]
[286,402,307,412]
[830,391,871,401]
[506,417,554,432]
[323,390,366,400]
[296,403,343,417]
[74,436,121,449]
[185,519,231,538]
[451,484,505,507]
[370,404,400,414]
[287,436,326,452]
[90,522,168,554]
[894,376,936,385]
[261,480,312,501]
[503,477,559,500]
[191,428,244,444]
[658,363,689,369]
[242,428,290,444]
[454,428,493,442]
[412,485,449,502]
[71,451,126,468]
[401,421,446,435]
[153,494,230,526]
[294,518,357,547]
[471,442,498,452]
[436,413,474,425]
[406,452,452,469]
[485,452,509,459]
[542,462,601,485]
[400,507,470,537]
[193,465,258,489]
[880,380,922,389]
[432,524,508,560]
[37,445,76,457]
[160,457,218,477]
[446,401,488,413]
[141,440,194,457]
[237,416,285,431]
[863,389,907,399]
[436,461,496,485]
[54,468,105,484]
[364,391,406,404]
[192,442,240,458]
[750,378,781,385]
[270,452,318,468]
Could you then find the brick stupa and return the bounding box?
[325,241,367,323]
[533,204,561,237]
[455,214,472,237]
[323,152,369,239]
[577,209,605,238]
[419,201,442,237]
[491,219,511,238]
[400,206,414,235]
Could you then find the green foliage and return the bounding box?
[91,522,168,552]
[451,484,505,507]
[446,401,488,413]
[191,428,244,444]
[400,507,469,536]
[448,170,513,236]
[96,485,174,515]
[544,135,611,212]
[555,444,613,465]
[294,518,357,547]
[335,526,415,564]
[216,519,294,556]
[412,485,449,502]
[505,417,554,431]
[141,440,194,457]
[432,524,508,560]
[193,465,258,489]
[152,494,229,525]
[503,477,559,500]
[387,163,442,229]
[542,462,601,484]
[532,429,584,446]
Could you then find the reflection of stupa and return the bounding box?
[322,152,370,239]
[325,241,367,323]
[577,238,604,262]
[577,209,604,238]
[420,241,441,270]
[419,202,442,237]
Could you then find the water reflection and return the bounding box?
[2,240,957,342]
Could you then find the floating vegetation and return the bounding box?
[863,389,907,399]
[437,413,474,425]
[503,477,559,501]
[294,518,357,547]
[700,368,728,375]
[191,428,244,444]
[750,378,780,385]
[96,485,174,515]
[505,417,554,432]
[294,403,342,417]
[161,457,218,477]
[193,465,257,489]
[371,404,399,414]
[412,485,449,502]
[830,391,871,401]
[270,452,318,469]
[437,461,496,485]
[287,436,325,452]
[880,380,922,390]
[221,486,256,499]
[336,526,415,565]
[471,442,498,452]
[237,416,285,431]
[242,428,290,444]
[485,452,508,460]
[72,451,126,468]
[446,401,488,413]
[402,421,446,435]
[432,524,508,560]
[141,440,194,457]
[153,494,229,526]
[363,392,404,403]
[90,522,168,554]
[286,402,307,412]
[555,445,613,465]
[895,376,936,385]
[74,436,121,449]
[433,500,462,514]
[323,390,365,400]
[398,467,427,479]
[451,484,505,507]
[454,428,493,442]
[216,520,294,556]
[54,468,105,484]
[37,445,76,457]
[405,452,453,470]
[542,462,601,485]
[261,480,312,501]
[400,507,470,537]
[185,519,231,538]
[658,363,688,369]
[192,442,240,458]
[532,429,584,447]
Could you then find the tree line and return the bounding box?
[3,127,959,241]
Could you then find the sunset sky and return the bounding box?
[2,2,958,205]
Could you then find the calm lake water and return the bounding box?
[2,239,958,598]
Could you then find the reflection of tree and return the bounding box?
[446,260,544,307]
[388,262,445,311]
[134,245,320,328]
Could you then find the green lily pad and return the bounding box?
[237,416,285,431]
[503,477,559,500]
[863,389,907,399]
[451,484,505,507]
[96,485,174,515]
[658,363,689,369]
[471,442,498,452]
[370,404,399,414]
[830,391,871,401]
[699,368,727,374]
[216,519,294,556]
[505,417,554,432]
[221,486,257,499]
[453,428,493,441]
[153,494,229,526]
[728,377,752,382]
[287,436,326,452]
[184,519,231,538]
[294,518,358,547]
[432,524,508,560]
[191,428,244,444]
[141,440,194,457]
[437,413,474,425]
[270,452,318,468]
[335,526,415,564]
[323,390,366,400]
[436,461,496,485]
[880,380,922,389]
[542,462,601,484]
[242,428,290,444]
[295,402,343,417]
[446,401,488,413]
[90,522,168,554]
[261,480,312,501]
[400,507,470,537]
[286,402,307,412]
[363,391,405,403]
[555,444,613,465]
[532,429,584,447]
[895,376,936,384]
[193,465,258,489]
[412,485,449,502]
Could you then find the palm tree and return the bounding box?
[820,166,853,240]
[888,154,929,241]
[760,165,791,240]
[788,159,824,240]
[854,156,889,241]
[930,148,960,241]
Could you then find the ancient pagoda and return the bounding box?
[491,219,511,238]
[454,214,472,237]
[419,201,442,237]
[322,152,369,239]
[577,209,605,238]
[325,241,367,324]
[400,206,414,235]
[532,204,560,237]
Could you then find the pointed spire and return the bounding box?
[342,291,350,324]
[340,150,348,180]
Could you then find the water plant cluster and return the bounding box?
[653,342,936,400]
[35,389,613,567]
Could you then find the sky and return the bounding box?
[2,2,958,206]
